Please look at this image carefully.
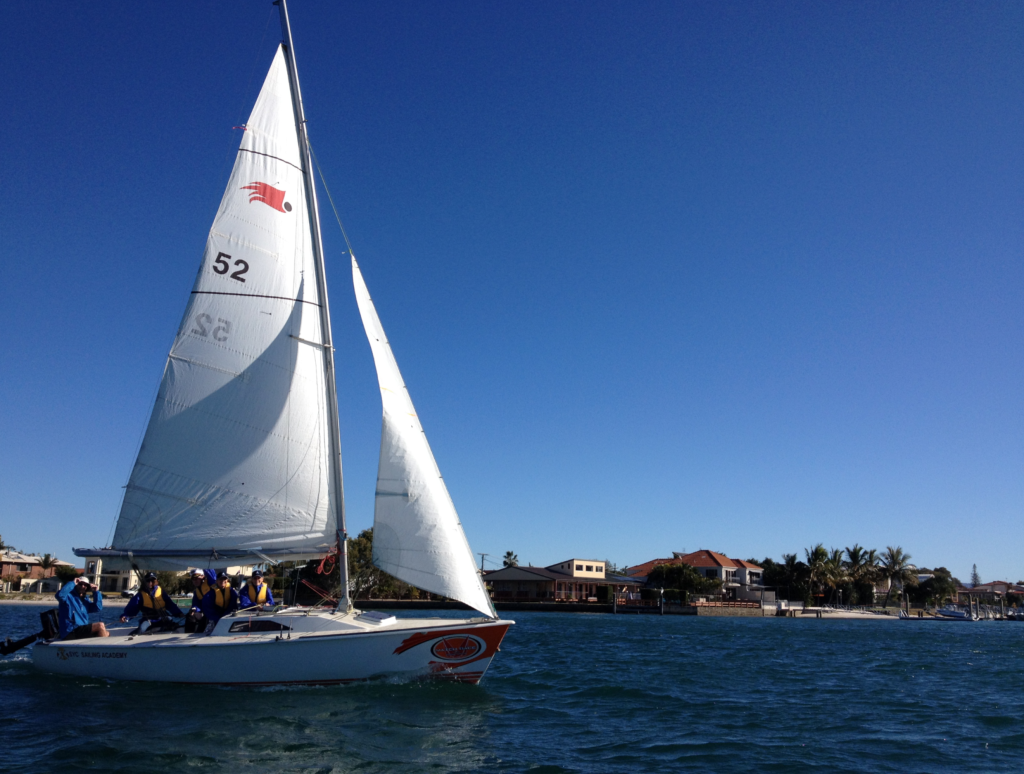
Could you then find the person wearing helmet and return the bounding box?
[239,569,275,611]
[201,574,239,632]
[185,569,216,633]
[120,572,184,633]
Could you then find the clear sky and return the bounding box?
[1,2,1021,583]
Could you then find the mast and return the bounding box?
[276,0,351,611]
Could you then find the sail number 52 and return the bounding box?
[213,251,249,283]
[192,314,231,342]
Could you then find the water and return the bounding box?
[2,604,1022,773]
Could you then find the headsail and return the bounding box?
[352,258,496,618]
[85,47,338,569]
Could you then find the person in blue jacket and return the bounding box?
[56,577,109,640]
[185,569,216,633]
[239,569,275,610]
[120,572,184,632]
[201,574,239,632]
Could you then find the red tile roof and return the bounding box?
[625,551,761,577]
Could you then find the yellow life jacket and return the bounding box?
[211,587,234,612]
[246,582,268,606]
[140,586,166,612]
[193,580,211,600]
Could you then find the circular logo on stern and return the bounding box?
[430,635,483,661]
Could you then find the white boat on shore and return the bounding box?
[34,0,511,685]
[936,606,972,620]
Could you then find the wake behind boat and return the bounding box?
[34,0,511,685]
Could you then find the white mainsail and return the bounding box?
[106,47,337,569]
[352,258,496,618]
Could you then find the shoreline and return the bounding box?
[0,598,902,618]
[0,596,130,607]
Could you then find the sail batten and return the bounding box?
[100,47,337,569]
[353,258,496,619]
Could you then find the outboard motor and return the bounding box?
[40,609,60,640]
[0,608,59,656]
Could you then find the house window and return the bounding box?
[586,565,593,572]
[18,564,29,572]
[596,565,603,572]
[576,564,583,571]
[704,569,716,578]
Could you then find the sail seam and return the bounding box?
[237,146,304,173]
[157,398,317,445]
[191,290,321,307]
[167,353,249,380]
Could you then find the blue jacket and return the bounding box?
[123,586,184,621]
[55,582,102,639]
[189,570,218,612]
[202,587,239,624]
[239,581,275,609]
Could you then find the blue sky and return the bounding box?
[1,2,1021,583]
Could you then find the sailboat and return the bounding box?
[32,0,512,686]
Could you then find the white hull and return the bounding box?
[33,608,512,686]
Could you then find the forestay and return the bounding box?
[352,258,496,618]
[103,47,337,569]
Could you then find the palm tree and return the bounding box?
[804,544,828,602]
[38,553,57,578]
[844,544,866,575]
[822,548,848,604]
[881,546,916,608]
[844,544,882,605]
[503,551,519,568]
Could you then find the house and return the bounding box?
[962,581,1024,600]
[0,550,77,592]
[484,559,641,602]
[78,556,141,594]
[624,550,765,601]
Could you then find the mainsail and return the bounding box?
[92,47,338,569]
[352,258,496,618]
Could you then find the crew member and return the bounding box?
[185,569,216,633]
[201,575,239,631]
[56,577,109,640]
[239,569,275,610]
[120,572,184,632]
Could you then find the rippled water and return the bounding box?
[2,604,1022,773]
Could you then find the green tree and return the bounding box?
[804,544,829,602]
[347,528,387,599]
[503,551,519,568]
[881,546,916,608]
[155,571,187,595]
[910,567,956,607]
[53,565,82,584]
[761,553,811,604]
[970,564,981,587]
[340,528,419,601]
[646,563,722,597]
[822,548,848,603]
[844,544,881,605]
[37,554,57,578]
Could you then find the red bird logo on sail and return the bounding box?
[241,182,292,213]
